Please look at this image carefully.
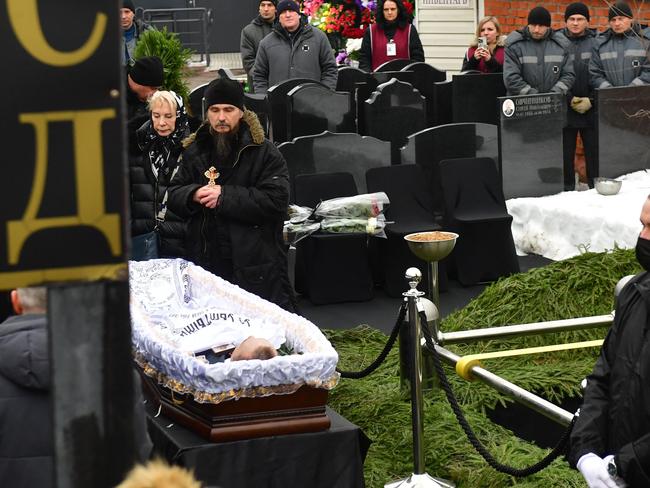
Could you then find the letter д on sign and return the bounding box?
[0,0,127,290]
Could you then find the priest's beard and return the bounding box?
[211,126,239,161]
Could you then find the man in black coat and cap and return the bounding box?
[126,55,164,148]
[169,74,296,312]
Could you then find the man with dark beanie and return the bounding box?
[557,2,599,190]
[126,56,164,149]
[168,73,296,312]
[120,0,152,67]
[590,1,650,88]
[241,0,277,92]
[253,0,337,93]
[504,5,574,96]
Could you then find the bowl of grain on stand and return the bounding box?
[404,231,459,262]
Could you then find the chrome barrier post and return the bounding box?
[385,268,455,488]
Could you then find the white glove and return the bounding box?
[577,453,620,488]
[602,455,628,487]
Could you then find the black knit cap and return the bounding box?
[609,1,633,20]
[277,0,300,14]
[565,2,590,21]
[204,76,245,111]
[123,0,135,13]
[129,56,164,87]
[260,0,277,5]
[528,6,552,27]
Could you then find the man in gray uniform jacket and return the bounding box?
[589,1,650,89]
[240,0,277,93]
[253,0,338,94]
[504,6,575,96]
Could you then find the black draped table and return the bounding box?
[146,402,371,488]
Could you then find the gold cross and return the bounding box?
[204,166,219,186]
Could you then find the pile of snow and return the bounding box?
[506,170,650,260]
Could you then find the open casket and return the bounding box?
[130,259,339,441]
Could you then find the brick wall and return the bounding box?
[484,0,650,34]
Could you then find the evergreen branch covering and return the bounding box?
[326,248,640,487]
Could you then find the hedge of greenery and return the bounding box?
[325,249,640,488]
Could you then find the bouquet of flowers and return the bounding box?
[284,193,390,244]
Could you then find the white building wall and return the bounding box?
[416,0,479,78]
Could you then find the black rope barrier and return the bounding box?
[336,303,407,379]
[419,311,576,477]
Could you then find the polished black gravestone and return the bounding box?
[434,80,453,126]
[498,93,566,199]
[267,78,327,143]
[375,58,413,72]
[452,72,506,125]
[597,85,650,178]
[278,131,391,199]
[336,66,371,93]
[364,79,426,163]
[287,84,356,139]
[402,62,446,127]
[356,71,416,134]
[400,123,499,214]
[188,82,209,120]
[244,92,270,136]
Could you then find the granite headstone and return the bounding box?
[498,93,566,198]
[364,78,426,163]
[400,123,499,215]
[597,85,650,178]
[267,78,326,143]
[452,73,506,125]
[401,62,446,127]
[287,84,355,139]
[278,131,391,199]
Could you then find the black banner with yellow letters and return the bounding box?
[0,0,126,290]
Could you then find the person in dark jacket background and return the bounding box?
[121,0,153,67]
[169,75,296,312]
[461,16,506,73]
[126,56,164,152]
[568,197,650,488]
[358,0,424,72]
[0,287,152,488]
[589,2,650,89]
[253,0,338,93]
[130,90,189,259]
[504,6,574,96]
[558,2,599,190]
[0,287,52,487]
[241,0,277,92]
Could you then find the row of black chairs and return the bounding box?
[293,158,519,304]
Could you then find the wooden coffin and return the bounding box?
[139,367,331,442]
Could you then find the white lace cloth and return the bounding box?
[130,259,339,396]
[506,170,650,260]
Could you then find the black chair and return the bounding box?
[366,165,446,297]
[294,172,374,304]
[439,157,519,285]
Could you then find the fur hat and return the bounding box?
[609,1,633,20]
[129,56,164,87]
[203,75,245,111]
[528,6,551,27]
[565,2,590,21]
